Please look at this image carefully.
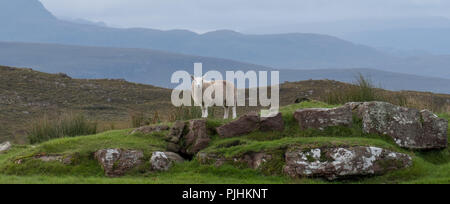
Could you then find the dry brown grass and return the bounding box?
[1,66,449,143]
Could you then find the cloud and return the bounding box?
[39,0,450,32]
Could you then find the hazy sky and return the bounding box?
[39,0,450,33]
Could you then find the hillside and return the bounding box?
[1,0,450,79]
[1,42,450,93]
[0,66,172,143]
[1,66,450,144]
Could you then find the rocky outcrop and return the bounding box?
[294,105,352,130]
[260,113,285,132]
[183,119,210,155]
[284,146,412,180]
[350,102,448,150]
[94,149,144,177]
[165,121,186,152]
[130,125,169,135]
[150,151,185,171]
[216,112,260,138]
[0,141,11,154]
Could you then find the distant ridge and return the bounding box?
[1,41,450,93]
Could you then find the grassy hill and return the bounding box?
[0,101,448,184]
[1,66,449,144]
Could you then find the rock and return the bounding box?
[419,110,448,149]
[150,151,185,171]
[165,121,185,144]
[94,149,144,177]
[0,141,11,154]
[197,152,226,167]
[216,112,260,138]
[167,142,181,153]
[130,125,169,135]
[197,152,272,170]
[260,113,285,132]
[284,146,412,180]
[183,119,210,155]
[34,154,73,165]
[240,152,273,169]
[294,105,352,130]
[351,102,448,150]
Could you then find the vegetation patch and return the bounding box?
[27,113,97,144]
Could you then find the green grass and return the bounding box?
[0,129,167,177]
[0,101,448,184]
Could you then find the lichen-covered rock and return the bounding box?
[419,110,448,149]
[183,119,210,155]
[216,112,260,138]
[130,125,169,135]
[260,113,285,132]
[0,141,11,154]
[150,151,185,171]
[284,146,412,180]
[94,149,144,177]
[294,105,352,130]
[351,102,448,150]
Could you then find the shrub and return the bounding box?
[27,113,97,144]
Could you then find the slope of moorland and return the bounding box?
[0,66,172,143]
[0,101,448,184]
[1,66,450,143]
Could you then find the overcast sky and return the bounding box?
[39,0,450,33]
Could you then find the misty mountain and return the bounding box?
[0,0,449,80]
[244,16,450,55]
[1,41,449,94]
[0,1,392,69]
[341,27,450,55]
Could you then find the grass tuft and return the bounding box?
[27,113,97,144]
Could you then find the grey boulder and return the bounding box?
[351,102,448,150]
[294,105,352,130]
[94,149,144,177]
[284,146,412,180]
[150,151,185,171]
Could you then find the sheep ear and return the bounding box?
[191,75,195,81]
